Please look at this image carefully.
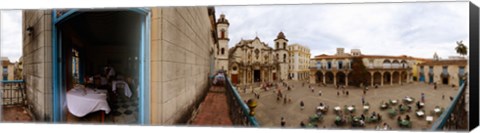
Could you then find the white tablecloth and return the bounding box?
[317,106,325,110]
[334,106,341,111]
[66,87,110,117]
[348,107,354,111]
[405,97,413,102]
[363,106,369,110]
[112,80,132,98]
[426,116,434,121]
[416,111,424,116]
[434,108,441,113]
[392,100,397,104]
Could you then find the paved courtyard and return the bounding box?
[239,80,459,130]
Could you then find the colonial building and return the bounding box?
[418,55,468,87]
[287,44,311,81]
[226,32,289,85]
[1,57,17,80]
[309,48,425,87]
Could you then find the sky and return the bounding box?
[215,2,470,59]
[0,2,470,62]
[1,10,22,62]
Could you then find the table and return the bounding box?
[405,97,413,102]
[391,100,397,104]
[66,87,111,121]
[112,80,132,98]
[416,111,425,117]
[434,108,441,113]
[347,106,354,111]
[334,106,341,111]
[419,102,425,106]
[317,106,325,110]
[400,120,411,127]
[426,116,434,122]
[363,106,370,110]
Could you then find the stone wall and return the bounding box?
[22,10,53,121]
[150,7,213,125]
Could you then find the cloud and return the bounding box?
[215,2,469,59]
[1,10,22,62]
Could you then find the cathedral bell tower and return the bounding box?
[274,31,289,80]
[216,14,230,72]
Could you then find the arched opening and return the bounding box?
[384,72,392,84]
[392,71,400,84]
[283,54,286,62]
[383,60,391,68]
[392,60,400,68]
[220,29,225,39]
[221,48,225,55]
[316,71,323,83]
[325,72,334,84]
[283,42,286,49]
[336,72,346,85]
[401,71,408,83]
[401,60,407,68]
[373,72,382,85]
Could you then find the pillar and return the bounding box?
[370,72,374,87]
[345,73,349,86]
[390,72,393,85]
[399,73,402,84]
[322,74,326,85]
[381,72,384,86]
[333,72,337,87]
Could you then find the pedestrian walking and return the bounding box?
[421,93,425,102]
[362,96,365,105]
[300,101,305,110]
[318,90,322,96]
[281,117,286,127]
[346,91,349,96]
[300,121,305,128]
[442,94,445,100]
[337,91,340,96]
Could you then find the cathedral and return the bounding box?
[215,14,290,85]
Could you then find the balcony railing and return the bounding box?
[1,80,27,106]
[430,79,468,131]
[224,76,260,127]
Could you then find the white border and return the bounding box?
[1,0,478,133]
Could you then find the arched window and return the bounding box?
[221,48,225,55]
[283,42,286,49]
[276,42,279,49]
[220,29,225,39]
[283,54,287,62]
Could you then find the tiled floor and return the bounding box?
[1,105,33,122]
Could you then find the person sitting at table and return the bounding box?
[397,116,402,123]
[300,121,305,128]
[319,102,324,107]
[359,119,365,126]
[377,113,382,121]
[405,115,410,121]
[360,114,365,121]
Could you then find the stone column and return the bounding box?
[345,73,349,86]
[333,72,337,87]
[323,74,326,85]
[399,73,402,84]
[370,72,374,87]
[390,72,393,85]
[381,72,384,86]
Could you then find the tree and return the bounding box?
[455,41,468,57]
[349,57,370,87]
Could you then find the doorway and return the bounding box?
[52,9,150,124]
[254,70,261,82]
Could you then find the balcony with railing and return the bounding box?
[430,79,468,131]
[224,77,260,126]
[1,80,27,106]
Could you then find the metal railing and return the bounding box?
[430,80,468,131]
[1,80,27,106]
[224,76,260,127]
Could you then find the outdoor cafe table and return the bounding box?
[404,97,413,103]
[416,111,425,117]
[334,106,341,111]
[419,102,425,107]
[391,100,398,104]
[317,106,326,110]
[363,106,370,110]
[348,106,354,111]
[66,87,110,122]
[434,108,442,114]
